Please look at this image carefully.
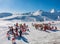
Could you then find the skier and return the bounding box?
[19,30,22,37]
[15,23,19,33]
[15,23,18,27]
[9,26,14,34]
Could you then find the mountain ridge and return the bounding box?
[0,9,60,21]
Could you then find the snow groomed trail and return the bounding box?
[0,21,60,44]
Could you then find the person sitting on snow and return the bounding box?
[55,26,57,30]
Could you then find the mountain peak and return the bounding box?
[33,10,43,16]
[50,9,57,13]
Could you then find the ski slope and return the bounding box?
[0,20,60,44]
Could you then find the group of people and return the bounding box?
[32,23,57,31]
[6,23,29,44]
[6,22,58,44]
[43,23,57,31]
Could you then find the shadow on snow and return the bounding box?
[50,30,60,32]
[16,36,29,43]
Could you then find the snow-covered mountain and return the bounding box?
[50,9,57,13]
[0,9,60,21]
[33,10,43,16]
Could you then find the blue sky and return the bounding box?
[0,0,60,13]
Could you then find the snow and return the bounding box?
[50,9,56,13]
[0,20,60,44]
[33,10,42,16]
[0,14,30,20]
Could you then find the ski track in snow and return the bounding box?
[0,20,60,44]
